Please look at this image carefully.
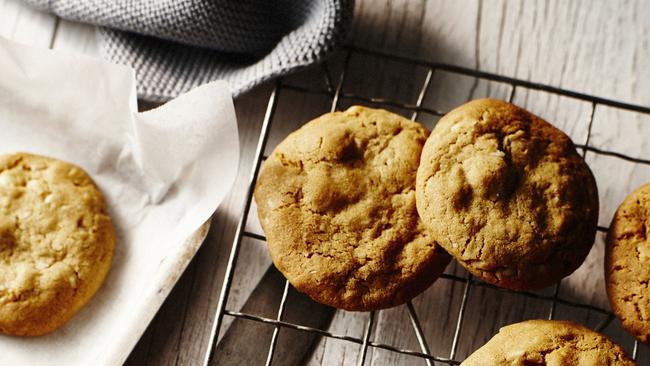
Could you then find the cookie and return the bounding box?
[0,153,115,336]
[416,99,599,290]
[254,106,451,311]
[461,319,635,365]
[606,183,650,343]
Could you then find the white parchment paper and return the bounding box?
[0,37,239,365]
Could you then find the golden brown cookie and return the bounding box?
[416,99,599,290]
[606,183,650,344]
[254,106,451,311]
[461,319,635,365]
[0,153,115,336]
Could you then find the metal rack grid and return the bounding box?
[202,44,650,366]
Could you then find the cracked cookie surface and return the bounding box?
[416,99,599,290]
[0,153,115,336]
[461,319,635,365]
[606,183,650,344]
[254,106,450,311]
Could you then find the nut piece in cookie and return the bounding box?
[606,183,650,344]
[461,319,635,365]
[254,106,451,311]
[0,153,115,336]
[416,99,599,290]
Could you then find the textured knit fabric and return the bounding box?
[23,0,354,101]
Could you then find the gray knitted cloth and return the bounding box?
[24,0,354,101]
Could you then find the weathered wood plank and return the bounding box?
[51,19,99,56]
[0,0,56,47]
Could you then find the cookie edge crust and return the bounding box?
[416,98,599,291]
[0,153,116,337]
[254,107,451,311]
[606,182,650,344]
[461,319,635,366]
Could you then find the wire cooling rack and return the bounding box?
[202,45,650,365]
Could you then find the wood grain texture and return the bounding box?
[0,0,56,47]
[1,0,650,364]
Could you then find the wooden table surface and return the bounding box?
[2,0,650,365]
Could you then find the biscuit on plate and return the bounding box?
[462,319,634,365]
[606,183,650,344]
[416,99,599,290]
[254,106,451,311]
[0,153,115,336]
